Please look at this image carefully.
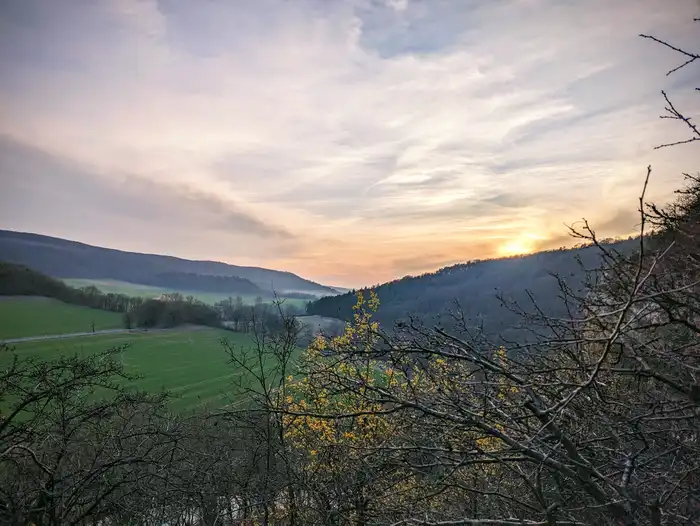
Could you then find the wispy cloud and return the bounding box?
[0,0,697,286]
[0,136,296,262]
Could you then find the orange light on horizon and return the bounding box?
[496,234,544,257]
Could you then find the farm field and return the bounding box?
[4,328,272,412]
[0,297,123,340]
[63,278,310,308]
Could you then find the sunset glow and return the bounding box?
[1,0,697,287]
[498,238,536,258]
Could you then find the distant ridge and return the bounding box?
[308,238,638,340]
[0,229,338,296]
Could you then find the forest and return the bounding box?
[307,237,638,341]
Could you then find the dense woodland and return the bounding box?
[137,271,262,295]
[0,20,698,526]
[307,238,637,341]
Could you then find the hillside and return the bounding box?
[308,238,638,340]
[0,229,337,296]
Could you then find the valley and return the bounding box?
[0,7,697,522]
[62,277,311,309]
[0,229,340,307]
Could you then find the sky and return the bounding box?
[0,0,698,288]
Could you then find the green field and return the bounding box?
[63,278,309,308]
[0,297,124,340]
[4,328,275,412]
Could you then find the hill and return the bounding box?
[0,229,337,297]
[308,238,638,340]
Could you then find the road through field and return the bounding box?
[1,327,172,344]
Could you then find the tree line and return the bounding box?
[214,295,303,331]
[140,271,262,295]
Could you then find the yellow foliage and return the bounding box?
[285,290,519,485]
[283,291,392,473]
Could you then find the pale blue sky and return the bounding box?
[0,0,698,286]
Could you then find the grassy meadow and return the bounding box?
[0,297,124,340]
[3,328,273,412]
[1,295,301,412]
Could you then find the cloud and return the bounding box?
[115,176,295,240]
[385,0,408,13]
[594,209,641,236]
[0,0,698,286]
[0,136,296,261]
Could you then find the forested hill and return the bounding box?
[308,239,637,339]
[0,229,337,296]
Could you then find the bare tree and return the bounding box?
[0,345,183,525]
[219,296,304,525]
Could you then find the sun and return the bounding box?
[497,234,541,257]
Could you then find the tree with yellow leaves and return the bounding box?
[278,291,525,524]
[281,291,425,525]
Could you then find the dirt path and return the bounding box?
[1,324,213,345]
[2,328,159,344]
